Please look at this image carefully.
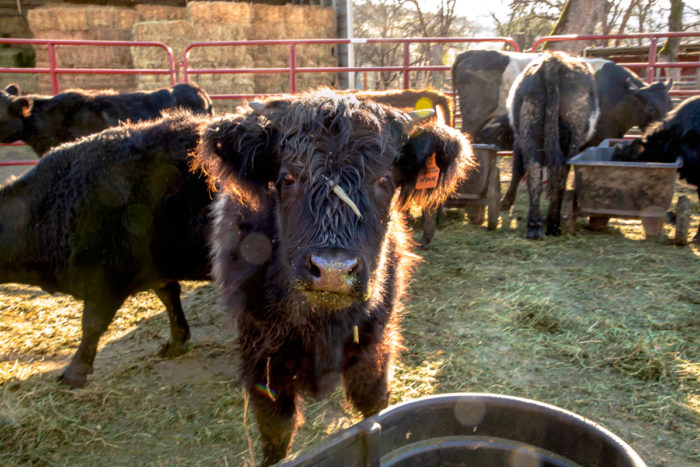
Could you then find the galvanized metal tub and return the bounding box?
[277,393,646,467]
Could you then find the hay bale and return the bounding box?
[132,20,193,65]
[136,5,187,22]
[85,5,115,29]
[188,2,252,24]
[113,8,140,30]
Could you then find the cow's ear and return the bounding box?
[9,97,32,118]
[626,77,641,93]
[4,84,20,96]
[394,123,475,209]
[193,112,280,209]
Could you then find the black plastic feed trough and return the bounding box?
[565,142,690,245]
[276,393,646,467]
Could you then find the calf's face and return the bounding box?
[195,92,472,310]
[0,84,31,143]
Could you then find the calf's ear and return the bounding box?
[394,123,475,209]
[193,111,280,208]
[4,84,20,96]
[9,96,32,118]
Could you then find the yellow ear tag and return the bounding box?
[415,152,440,189]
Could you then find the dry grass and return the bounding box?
[0,158,698,466]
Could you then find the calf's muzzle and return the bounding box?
[304,247,363,295]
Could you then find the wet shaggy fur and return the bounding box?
[0,112,212,387]
[613,95,700,242]
[191,89,473,465]
[508,52,599,239]
[0,83,213,155]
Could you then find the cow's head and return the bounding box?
[627,78,673,131]
[0,84,32,143]
[195,89,473,310]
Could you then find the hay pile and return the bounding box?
[27,5,140,93]
[23,2,337,104]
[0,16,37,94]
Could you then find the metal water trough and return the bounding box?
[277,393,646,467]
[564,142,690,245]
[421,144,500,246]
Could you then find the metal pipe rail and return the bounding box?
[182,37,520,97]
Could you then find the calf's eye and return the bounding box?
[378,175,393,188]
[281,172,295,186]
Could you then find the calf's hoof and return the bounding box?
[526,227,543,240]
[159,340,189,358]
[59,363,93,388]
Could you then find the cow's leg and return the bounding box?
[155,281,191,357]
[343,339,392,417]
[526,160,545,240]
[60,298,122,388]
[501,147,524,210]
[248,367,298,466]
[545,163,569,236]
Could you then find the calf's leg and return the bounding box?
[154,281,191,357]
[526,160,545,240]
[501,147,524,210]
[545,163,569,236]
[343,340,393,417]
[247,368,298,466]
[695,189,700,244]
[60,298,122,388]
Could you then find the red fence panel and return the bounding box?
[530,31,700,88]
[181,37,521,102]
[0,38,176,157]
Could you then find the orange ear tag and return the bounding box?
[415,152,440,189]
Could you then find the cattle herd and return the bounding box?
[0,46,697,465]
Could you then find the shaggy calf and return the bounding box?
[613,95,700,242]
[0,83,213,155]
[0,112,212,387]
[509,52,599,239]
[192,89,473,465]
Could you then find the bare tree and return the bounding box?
[353,0,472,89]
[658,0,684,87]
[491,0,673,50]
[546,0,607,54]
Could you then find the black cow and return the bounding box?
[510,52,599,239]
[0,83,213,155]
[191,89,473,465]
[0,112,212,387]
[613,95,700,243]
[499,59,673,211]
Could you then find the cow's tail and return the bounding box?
[543,58,563,168]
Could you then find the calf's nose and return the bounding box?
[307,249,361,294]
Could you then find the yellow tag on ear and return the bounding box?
[415,152,440,189]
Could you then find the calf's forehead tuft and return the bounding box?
[271,92,409,171]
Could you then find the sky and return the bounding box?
[419,0,511,34]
